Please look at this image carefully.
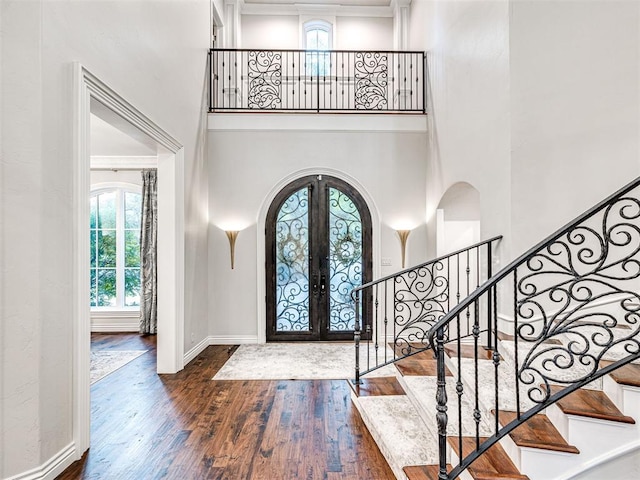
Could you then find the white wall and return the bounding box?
[412,0,640,266]
[1,0,210,477]
[241,15,299,48]
[509,0,640,256]
[335,16,393,50]
[240,14,393,50]
[207,127,428,341]
[411,0,512,260]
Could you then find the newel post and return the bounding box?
[354,289,361,385]
[436,325,449,480]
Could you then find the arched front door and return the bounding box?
[266,175,372,341]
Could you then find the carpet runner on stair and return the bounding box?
[351,333,640,480]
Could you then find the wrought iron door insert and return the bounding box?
[266,175,372,341]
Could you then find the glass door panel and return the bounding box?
[328,187,363,332]
[275,187,310,333]
[266,175,371,341]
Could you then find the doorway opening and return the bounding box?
[73,64,185,457]
[265,175,373,341]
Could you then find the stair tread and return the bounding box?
[396,350,453,377]
[350,376,405,397]
[601,360,640,387]
[497,410,579,454]
[445,344,500,361]
[448,437,529,480]
[404,464,452,480]
[389,342,430,357]
[497,331,562,345]
[550,385,636,424]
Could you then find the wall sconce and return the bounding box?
[397,229,411,269]
[225,230,239,269]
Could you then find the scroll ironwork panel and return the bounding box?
[275,187,310,332]
[328,187,363,332]
[354,52,388,110]
[247,50,282,109]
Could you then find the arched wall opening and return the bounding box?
[436,182,481,257]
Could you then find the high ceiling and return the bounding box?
[243,0,392,6]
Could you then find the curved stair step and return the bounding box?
[396,350,452,377]
[601,360,640,387]
[449,437,529,480]
[350,376,406,397]
[496,410,579,454]
[404,464,452,480]
[549,386,635,424]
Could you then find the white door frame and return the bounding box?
[72,64,185,456]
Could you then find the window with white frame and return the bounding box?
[90,186,142,309]
[303,20,333,76]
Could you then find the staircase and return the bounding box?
[351,178,640,480]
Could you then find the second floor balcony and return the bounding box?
[209,48,426,114]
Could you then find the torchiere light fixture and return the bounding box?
[396,229,411,269]
[225,230,239,269]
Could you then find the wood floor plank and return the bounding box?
[57,334,395,479]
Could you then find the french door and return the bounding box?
[266,175,372,341]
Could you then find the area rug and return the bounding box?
[213,343,398,380]
[90,350,148,384]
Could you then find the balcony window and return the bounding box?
[304,20,332,76]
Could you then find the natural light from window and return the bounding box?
[90,187,142,309]
[304,20,332,76]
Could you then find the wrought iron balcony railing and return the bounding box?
[208,48,425,113]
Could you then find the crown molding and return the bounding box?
[240,3,394,17]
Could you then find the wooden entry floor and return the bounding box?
[57,333,394,479]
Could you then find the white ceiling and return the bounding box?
[90,114,157,157]
[244,0,392,6]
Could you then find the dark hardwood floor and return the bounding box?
[57,333,394,479]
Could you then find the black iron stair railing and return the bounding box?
[208,48,426,113]
[428,176,640,480]
[351,236,502,384]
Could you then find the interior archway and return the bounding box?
[436,182,481,257]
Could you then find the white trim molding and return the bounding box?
[240,2,393,18]
[5,443,76,480]
[91,310,140,333]
[208,113,427,132]
[90,155,157,170]
[73,63,185,460]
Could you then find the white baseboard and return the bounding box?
[183,335,259,367]
[183,336,211,366]
[90,323,139,333]
[90,310,139,333]
[209,335,259,345]
[5,442,76,480]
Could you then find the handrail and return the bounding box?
[427,175,640,480]
[428,175,640,351]
[352,236,502,384]
[353,235,503,296]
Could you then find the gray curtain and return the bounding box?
[140,169,158,335]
